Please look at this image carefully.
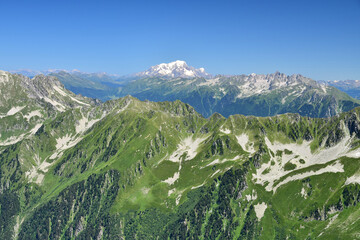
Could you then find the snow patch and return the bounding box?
[167,188,184,205]
[43,96,66,112]
[205,155,241,168]
[76,114,104,134]
[164,136,208,187]
[69,96,90,106]
[168,189,175,196]
[0,134,25,146]
[25,156,51,185]
[210,169,221,178]
[345,174,360,185]
[0,123,43,146]
[55,135,73,149]
[13,216,24,239]
[168,136,206,162]
[38,160,52,172]
[254,202,267,220]
[176,192,183,205]
[236,134,255,154]
[50,134,82,159]
[163,172,180,185]
[220,128,231,134]
[23,110,42,121]
[29,124,42,135]
[26,168,45,184]
[6,106,25,116]
[254,134,352,192]
[1,106,25,118]
[272,161,344,192]
[301,188,307,198]
[53,85,67,97]
[325,214,339,229]
[206,159,220,167]
[245,190,257,201]
[191,183,205,189]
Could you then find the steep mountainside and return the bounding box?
[10,69,129,102]
[0,71,97,147]
[2,71,360,239]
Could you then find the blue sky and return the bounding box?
[0,0,359,80]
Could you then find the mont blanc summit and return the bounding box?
[135,60,212,78]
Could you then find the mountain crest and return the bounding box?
[135,60,211,79]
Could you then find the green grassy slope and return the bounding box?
[1,92,360,239]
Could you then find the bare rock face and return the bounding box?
[0,71,94,111]
[0,71,96,147]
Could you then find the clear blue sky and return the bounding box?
[0,0,359,80]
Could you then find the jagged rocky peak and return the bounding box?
[246,71,314,85]
[5,71,66,95]
[0,70,16,84]
[31,74,63,88]
[0,70,94,111]
[0,70,61,87]
[237,71,319,91]
[135,60,212,78]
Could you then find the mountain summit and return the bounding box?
[135,60,211,78]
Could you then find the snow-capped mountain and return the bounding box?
[135,60,212,78]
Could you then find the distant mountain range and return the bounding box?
[322,80,360,99]
[9,69,127,101]
[47,71,128,101]
[10,60,210,79]
[9,61,360,118]
[9,69,121,78]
